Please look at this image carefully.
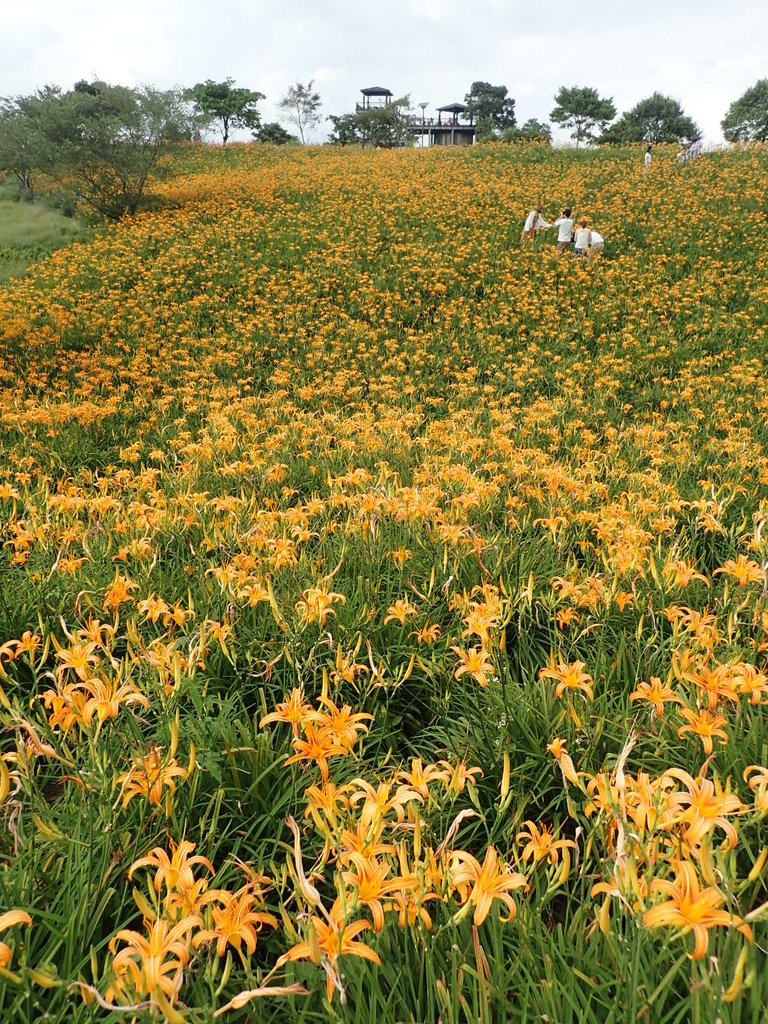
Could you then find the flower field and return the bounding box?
[1,142,767,1022]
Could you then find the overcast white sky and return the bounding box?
[2,0,765,143]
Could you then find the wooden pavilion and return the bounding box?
[356,86,393,112]
[427,103,476,146]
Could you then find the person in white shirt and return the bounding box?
[554,209,574,253]
[644,143,653,170]
[588,228,605,259]
[520,205,552,246]
[573,219,592,256]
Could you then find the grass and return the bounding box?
[0,177,88,281]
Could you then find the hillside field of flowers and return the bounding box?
[0,142,767,1023]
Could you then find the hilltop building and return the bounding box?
[357,86,393,111]
[356,87,476,146]
[424,103,476,146]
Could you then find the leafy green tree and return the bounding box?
[189,78,264,146]
[602,93,699,144]
[464,82,516,132]
[513,118,552,143]
[550,86,616,146]
[0,81,196,219]
[73,79,100,96]
[475,115,499,143]
[278,80,322,144]
[327,97,412,148]
[256,122,297,145]
[326,113,360,146]
[722,79,768,142]
[0,99,37,191]
[356,96,413,148]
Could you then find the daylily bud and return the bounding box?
[500,753,510,804]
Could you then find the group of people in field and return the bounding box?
[522,138,706,256]
[520,206,605,258]
[647,139,704,170]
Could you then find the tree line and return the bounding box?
[1,75,766,220]
[0,78,322,219]
[470,81,767,148]
[329,79,768,148]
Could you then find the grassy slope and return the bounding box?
[0,178,87,281]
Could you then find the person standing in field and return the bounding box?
[588,227,605,259]
[554,208,574,253]
[521,205,552,246]
[644,143,653,171]
[573,219,592,256]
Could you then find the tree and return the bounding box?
[189,78,264,146]
[327,113,362,146]
[722,79,768,142]
[0,81,197,219]
[256,122,297,145]
[602,93,699,144]
[0,99,37,191]
[550,86,616,146]
[73,80,100,96]
[475,116,499,143]
[464,82,516,133]
[327,97,412,148]
[278,80,322,144]
[361,97,413,148]
[513,118,552,143]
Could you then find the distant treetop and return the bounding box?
[189,78,265,146]
[722,79,768,142]
[602,93,700,144]
[550,86,616,146]
[464,82,516,134]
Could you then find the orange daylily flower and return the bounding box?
[284,724,348,782]
[643,861,751,959]
[259,688,318,737]
[396,757,449,798]
[630,677,683,718]
[665,768,745,850]
[317,697,373,750]
[451,645,495,687]
[713,555,764,587]
[0,910,32,970]
[517,820,577,869]
[195,884,278,958]
[349,779,422,828]
[129,838,214,904]
[116,726,194,812]
[539,659,594,701]
[276,898,381,1002]
[107,915,199,1011]
[547,738,583,789]
[450,846,527,926]
[676,708,729,755]
[342,852,410,933]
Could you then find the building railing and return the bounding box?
[408,119,475,129]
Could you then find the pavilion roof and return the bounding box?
[437,103,468,113]
[361,86,393,96]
